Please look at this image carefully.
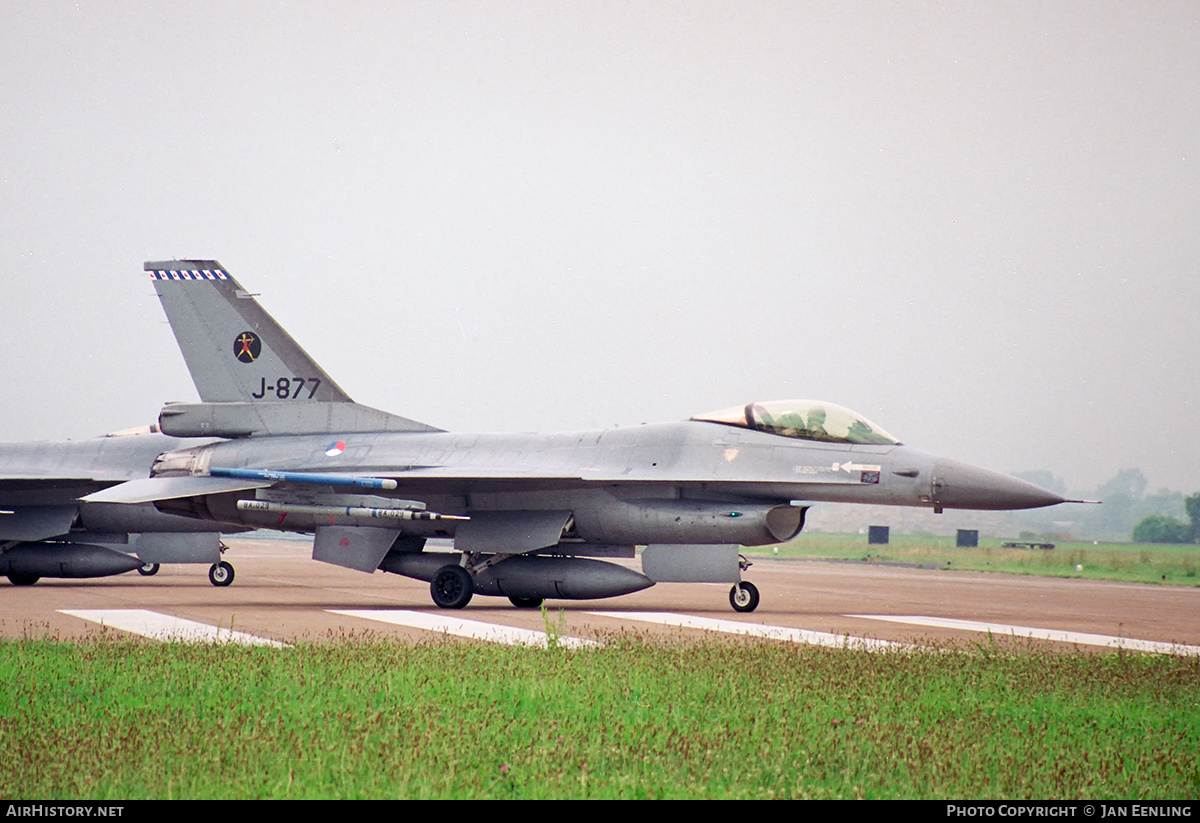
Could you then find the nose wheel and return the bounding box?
[729,554,759,612]
[729,581,760,612]
[208,561,235,587]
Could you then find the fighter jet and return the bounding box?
[0,427,239,586]
[85,260,1066,612]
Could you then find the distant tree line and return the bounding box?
[1011,469,1199,543]
[1132,492,1200,544]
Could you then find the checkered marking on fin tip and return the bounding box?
[149,268,228,280]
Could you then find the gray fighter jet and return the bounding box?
[85,260,1066,612]
[0,428,238,586]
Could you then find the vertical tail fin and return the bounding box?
[146,260,351,404]
[146,260,439,436]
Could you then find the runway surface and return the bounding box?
[4,537,1198,655]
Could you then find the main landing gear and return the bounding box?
[430,564,473,609]
[428,561,544,610]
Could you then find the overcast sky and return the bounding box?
[2,1,1196,497]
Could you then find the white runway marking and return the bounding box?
[588,612,906,650]
[850,615,1200,656]
[328,609,597,648]
[59,609,288,647]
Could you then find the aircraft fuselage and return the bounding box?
[147,419,1062,546]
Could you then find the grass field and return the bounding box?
[749,534,1200,587]
[1,636,1197,799]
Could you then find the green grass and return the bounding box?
[1,637,1197,799]
[749,534,1200,586]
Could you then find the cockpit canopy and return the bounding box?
[692,399,900,445]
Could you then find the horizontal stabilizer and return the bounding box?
[80,476,273,505]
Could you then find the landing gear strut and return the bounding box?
[207,541,234,587]
[729,554,759,612]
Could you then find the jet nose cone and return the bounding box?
[932,459,1065,511]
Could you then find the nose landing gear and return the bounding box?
[208,560,235,587]
[729,555,759,612]
[729,581,760,612]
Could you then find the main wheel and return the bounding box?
[6,573,39,586]
[508,595,543,609]
[729,581,760,613]
[431,564,473,609]
[208,561,235,587]
[137,563,160,576]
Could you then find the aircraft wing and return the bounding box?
[0,432,210,496]
[0,465,150,487]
